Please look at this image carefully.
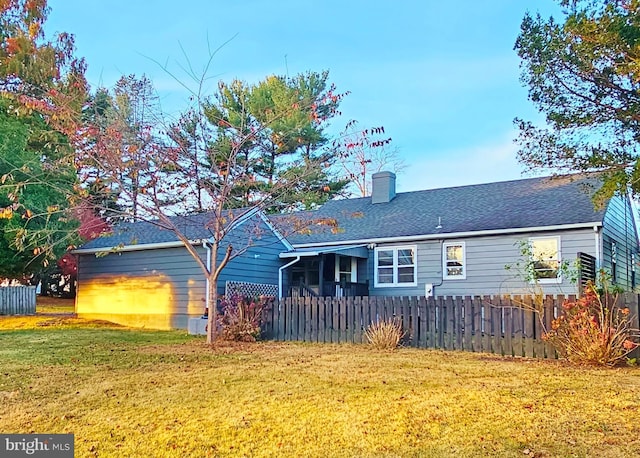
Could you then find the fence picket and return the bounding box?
[471,296,482,353]
[339,297,347,343]
[435,297,443,349]
[453,296,462,350]
[426,297,435,349]
[463,296,473,351]
[276,298,284,340]
[353,296,361,344]
[522,295,535,358]
[362,296,371,341]
[482,296,492,353]
[544,295,558,359]
[491,301,502,356]
[293,297,300,341]
[502,296,513,357]
[413,297,422,347]
[622,293,640,360]
[329,297,337,343]
[511,296,524,358]
[398,297,406,344]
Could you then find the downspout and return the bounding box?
[594,225,601,271]
[279,256,301,299]
[203,240,213,316]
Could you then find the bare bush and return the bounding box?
[364,318,405,350]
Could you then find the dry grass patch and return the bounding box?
[1,323,640,457]
[35,296,75,314]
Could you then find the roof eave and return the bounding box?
[72,239,203,254]
[291,222,604,249]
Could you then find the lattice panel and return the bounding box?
[225,281,278,298]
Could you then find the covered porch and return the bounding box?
[279,245,370,298]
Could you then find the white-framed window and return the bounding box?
[443,242,466,280]
[374,246,417,287]
[529,236,561,283]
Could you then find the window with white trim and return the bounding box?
[529,236,561,283]
[443,242,466,279]
[374,246,417,287]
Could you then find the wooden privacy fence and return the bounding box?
[261,294,640,359]
[0,286,36,315]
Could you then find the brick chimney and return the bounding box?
[371,171,396,204]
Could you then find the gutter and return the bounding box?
[72,240,201,254]
[73,208,264,255]
[278,256,301,299]
[594,225,601,270]
[291,222,604,249]
[203,240,213,315]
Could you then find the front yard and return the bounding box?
[1,314,640,457]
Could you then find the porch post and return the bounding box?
[318,254,325,297]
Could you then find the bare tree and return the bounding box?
[80,53,344,343]
[333,120,404,197]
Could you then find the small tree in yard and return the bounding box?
[1,10,347,343]
[80,59,347,344]
[0,2,358,344]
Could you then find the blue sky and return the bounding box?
[46,0,561,192]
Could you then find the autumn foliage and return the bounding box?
[0,0,91,275]
[217,295,274,342]
[543,282,639,366]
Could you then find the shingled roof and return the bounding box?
[286,174,608,246]
[76,174,610,253]
[76,208,262,252]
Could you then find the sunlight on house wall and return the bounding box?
[76,275,177,330]
[187,279,205,317]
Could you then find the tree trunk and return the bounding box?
[206,273,219,344]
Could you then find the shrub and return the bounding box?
[543,282,639,366]
[364,318,405,350]
[218,294,273,342]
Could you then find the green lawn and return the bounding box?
[1,315,640,457]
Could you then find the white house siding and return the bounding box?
[601,195,639,291]
[367,228,597,298]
